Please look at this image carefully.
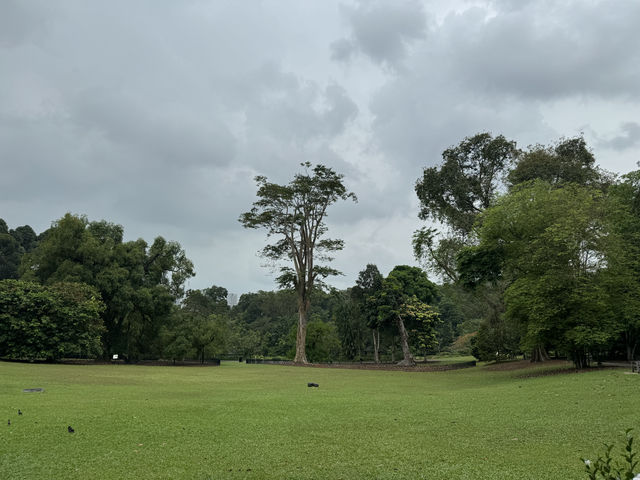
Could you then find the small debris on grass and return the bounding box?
[68,426,75,433]
[18,409,22,415]
[307,382,319,387]
[23,388,44,393]
[8,419,10,426]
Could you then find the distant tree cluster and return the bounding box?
[0,219,38,280]
[415,133,640,367]
[0,213,197,361]
[228,266,444,366]
[238,162,449,366]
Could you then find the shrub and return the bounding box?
[582,429,639,480]
[0,279,105,360]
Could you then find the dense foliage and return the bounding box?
[1,214,195,361]
[416,134,640,366]
[0,220,38,280]
[0,280,105,360]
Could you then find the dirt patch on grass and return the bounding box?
[254,360,477,372]
[482,359,623,378]
[483,359,567,371]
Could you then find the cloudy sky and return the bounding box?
[2,0,640,296]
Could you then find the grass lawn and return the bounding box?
[0,360,638,479]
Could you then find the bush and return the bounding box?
[0,280,105,360]
[582,429,639,480]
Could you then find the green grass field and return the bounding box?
[1,360,638,479]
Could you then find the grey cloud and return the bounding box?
[600,122,640,151]
[330,38,356,62]
[322,84,359,135]
[69,88,236,169]
[369,74,549,169]
[227,63,358,155]
[439,1,640,99]
[0,0,48,47]
[0,115,104,202]
[333,0,427,67]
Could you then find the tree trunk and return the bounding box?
[625,334,637,361]
[572,349,589,369]
[396,316,415,366]
[373,329,380,363]
[126,324,132,362]
[530,344,549,363]
[391,337,395,363]
[294,304,309,364]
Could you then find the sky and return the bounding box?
[2,0,640,296]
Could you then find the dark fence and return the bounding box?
[246,358,292,365]
[60,358,222,366]
[217,354,245,362]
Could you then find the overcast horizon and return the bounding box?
[2,0,640,296]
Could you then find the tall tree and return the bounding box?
[351,264,384,362]
[239,163,356,364]
[604,171,640,360]
[415,132,518,236]
[474,181,617,366]
[374,265,438,366]
[414,133,518,282]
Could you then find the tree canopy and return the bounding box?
[19,213,194,360]
[413,133,517,283]
[506,137,604,189]
[0,219,38,280]
[414,133,640,367]
[374,265,439,366]
[415,132,518,236]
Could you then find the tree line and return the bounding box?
[414,133,640,367]
[2,134,639,367]
[0,212,452,364]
